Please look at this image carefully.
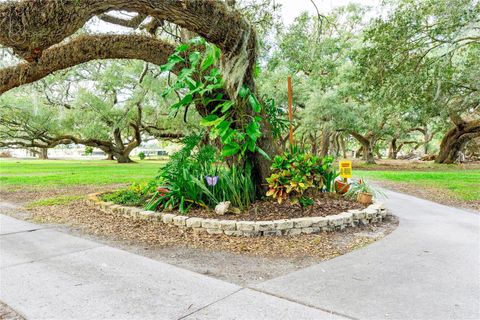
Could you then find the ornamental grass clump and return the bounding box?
[144,135,255,213]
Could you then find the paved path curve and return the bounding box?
[1,190,479,320]
[254,190,480,319]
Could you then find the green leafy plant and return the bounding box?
[266,147,337,204]
[160,37,268,160]
[138,151,146,160]
[144,135,256,213]
[102,182,155,206]
[345,179,386,200]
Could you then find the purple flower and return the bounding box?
[206,176,218,186]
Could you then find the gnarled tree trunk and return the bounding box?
[435,120,480,163]
[349,131,376,164]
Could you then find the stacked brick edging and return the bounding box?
[87,193,389,237]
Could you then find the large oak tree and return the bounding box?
[0,0,278,188]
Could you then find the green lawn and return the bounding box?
[357,170,480,201]
[0,159,164,188]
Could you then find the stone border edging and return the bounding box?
[87,193,389,237]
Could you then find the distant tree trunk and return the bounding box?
[113,152,133,163]
[355,146,363,158]
[436,120,480,163]
[350,131,376,164]
[106,153,114,160]
[319,130,331,157]
[388,138,401,159]
[39,148,48,159]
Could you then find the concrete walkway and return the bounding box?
[1,191,479,320]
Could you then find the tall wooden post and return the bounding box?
[287,76,294,146]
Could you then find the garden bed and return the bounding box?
[187,194,365,221]
[89,193,388,237]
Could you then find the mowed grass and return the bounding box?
[357,170,480,201]
[0,159,164,188]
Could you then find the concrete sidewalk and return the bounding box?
[0,215,343,320]
[254,191,480,320]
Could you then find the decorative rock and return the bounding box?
[273,219,294,230]
[219,220,237,231]
[364,209,377,219]
[110,205,122,213]
[237,221,255,231]
[162,213,175,224]
[255,221,275,232]
[173,216,188,226]
[215,201,231,215]
[202,219,220,229]
[311,217,328,227]
[186,217,203,228]
[328,215,344,226]
[350,209,365,220]
[151,212,163,221]
[139,210,156,220]
[292,218,313,228]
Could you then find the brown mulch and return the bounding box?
[188,194,365,221]
[0,184,125,205]
[10,199,397,259]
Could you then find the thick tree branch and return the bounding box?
[0,35,176,94]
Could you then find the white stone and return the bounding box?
[139,210,156,220]
[202,219,220,229]
[363,209,377,219]
[186,218,203,228]
[327,215,344,227]
[292,218,313,228]
[310,217,329,227]
[215,201,231,215]
[237,221,255,231]
[255,221,275,232]
[219,220,236,231]
[162,213,175,224]
[173,216,188,226]
[273,219,294,230]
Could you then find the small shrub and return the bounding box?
[84,146,93,156]
[138,151,146,160]
[266,147,337,204]
[102,182,155,206]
